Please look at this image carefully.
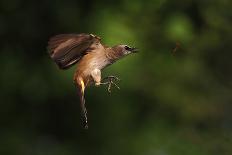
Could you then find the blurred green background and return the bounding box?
[1,0,232,154]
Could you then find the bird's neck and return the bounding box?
[105,47,123,63]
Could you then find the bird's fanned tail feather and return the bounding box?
[75,78,88,129]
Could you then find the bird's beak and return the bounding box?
[130,47,139,53]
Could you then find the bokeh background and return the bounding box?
[1,0,232,154]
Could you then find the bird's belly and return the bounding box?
[75,53,110,82]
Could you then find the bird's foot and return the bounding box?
[101,76,120,93]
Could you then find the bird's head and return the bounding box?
[112,45,138,58]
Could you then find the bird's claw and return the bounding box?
[107,80,120,93]
[101,76,120,93]
[103,76,120,82]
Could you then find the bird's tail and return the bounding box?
[74,77,88,129]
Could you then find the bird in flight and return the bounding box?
[47,33,138,129]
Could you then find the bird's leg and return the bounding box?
[101,76,120,93]
[91,69,102,86]
[91,69,120,93]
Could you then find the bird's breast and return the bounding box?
[88,55,110,69]
[76,52,110,77]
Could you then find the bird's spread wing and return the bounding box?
[47,33,100,69]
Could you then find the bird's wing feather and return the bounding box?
[47,33,100,69]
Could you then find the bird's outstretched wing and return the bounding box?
[47,33,100,69]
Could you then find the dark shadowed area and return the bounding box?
[1,0,232,155]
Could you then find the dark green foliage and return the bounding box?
[0,0,232,154]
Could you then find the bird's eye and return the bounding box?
[125,46,130,50]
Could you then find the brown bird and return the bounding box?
[47,33,138,129]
